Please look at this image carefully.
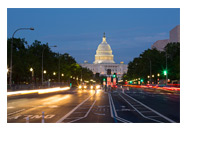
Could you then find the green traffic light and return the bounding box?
[164,70,167,75]
[129,81,133,84]
[113,74,116,78]
[140,79,143,82]
[103,78,106,81]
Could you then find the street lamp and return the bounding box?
[157,73,160,84]
[58,52,61,84]
[53,72,56,75]
[30,67,34,85]
[9,27,34,89]
[42,45,57,86]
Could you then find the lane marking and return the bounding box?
[108,93,132,123]
[94,113,105,116]
[110,93,132,123]
[147,116,160,118]
[69,99,97,123]
[7,109,26,116]
[119,93,162,123]
[140,111,152,113]
[108,93,117,123]
[123,93,176,123]
[56,95,93,123]
[7,106,15,109]
[8,115,22,120]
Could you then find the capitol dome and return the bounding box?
[93,33,115,64]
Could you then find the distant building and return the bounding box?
[80,33,127,80]
[151,25,180,51]
[151,39,169,51]
[169,25,180,43]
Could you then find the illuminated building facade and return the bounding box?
[80,33,127,80]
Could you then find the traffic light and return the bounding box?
[164,70,167,75]
[113,73,116,78]
[140,79,144,82]
[129,81,133,84]
[103,78,106,81]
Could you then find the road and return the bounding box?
[7,87,180,123]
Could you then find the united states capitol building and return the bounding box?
[80,33,127,80]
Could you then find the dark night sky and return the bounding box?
[7,8,180,64]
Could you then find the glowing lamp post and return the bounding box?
[157,73,160,84]
[9,27,34,89]
[42,45,57,86]
[30,68,34,85]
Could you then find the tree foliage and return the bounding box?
[7,38,94,86]
[125,42,180,83]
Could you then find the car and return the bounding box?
[78,85,88,90]
[90,84,101,90]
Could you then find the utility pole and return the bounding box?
[58,53,61,86]
[150,60,152,84]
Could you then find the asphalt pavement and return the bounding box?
[7,87,180,123]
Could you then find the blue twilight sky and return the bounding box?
[7,8,180,64]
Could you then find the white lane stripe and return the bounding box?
[108,93,132,123]
[108,93,114,118]
[123,93,176,123]
[56,95,93,123]
[110,93,132,123]
[119,93,162,123]
[69,100,97,123]
[7,109,26,116]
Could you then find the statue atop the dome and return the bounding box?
[102,32,106,43]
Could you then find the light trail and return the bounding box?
[124,84,180,91]
[7,87,70,96]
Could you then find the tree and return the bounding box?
[7,38,94,87]
[126,43,180,84]
[164,42,180,80]
[7,38,29,84]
